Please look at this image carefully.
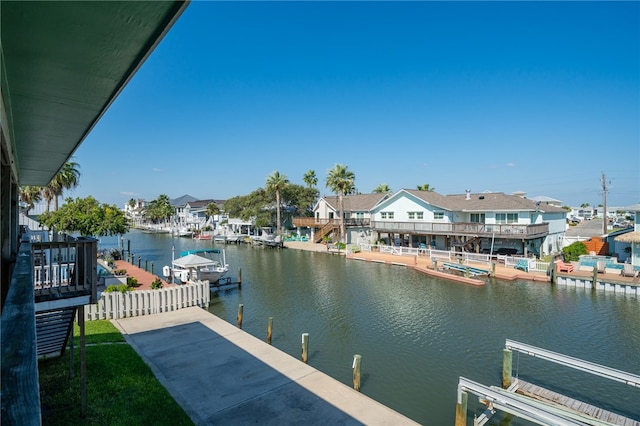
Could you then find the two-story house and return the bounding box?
[370,189,567,257]
[293,193,390,243]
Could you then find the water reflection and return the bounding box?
[99,231,640,424]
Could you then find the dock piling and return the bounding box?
[454,390,467,426]
[145,259,148,271]
[502,348,512,388]
[267,317,273,344]
[238,267,242,288]
[352,354,362,391]
[301,333,309,363]
[237,304,244,329]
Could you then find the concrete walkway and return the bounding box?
[112,307,419,425]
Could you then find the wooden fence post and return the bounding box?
[455,390,467,426]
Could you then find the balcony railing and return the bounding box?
[369,221,549,238]
[292,218,371,228]
[32,236,98,304]
[292,218,549,238]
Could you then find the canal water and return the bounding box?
[100,231,640,425]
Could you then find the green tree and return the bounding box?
[416,183,435,191]
[562,241,588,262]
[326,163,355,243]
[43,160,80,211]
[205,202,220,220]
[19,186,43,215]
[303,170,318,188]
[39,196,129,237]
[373,184,392,194]
[128,198,136,209]
[281,184,319,220]
[144,194,173,224]
[224,189,271,227]
[266,171,289,236]
[580,203,590,208]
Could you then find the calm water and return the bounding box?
[100,231,640,425]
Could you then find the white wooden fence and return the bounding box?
[82,281,210,321]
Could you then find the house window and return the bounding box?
[408,212,415,220]
[470,213,485,223]
[381,212,387,219]
[388,212,394,219]
[408,212,424,220]
[434,212,444,220]
[496,213,518,224]
[356,212,364,219]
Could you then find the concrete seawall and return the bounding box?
[112,307,419,425]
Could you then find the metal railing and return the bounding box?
[369,221,549,238]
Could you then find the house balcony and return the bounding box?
[292,217,371,228]
[1,232,98,423]
[369,221,549,239]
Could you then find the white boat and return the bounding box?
[164,248,228,284]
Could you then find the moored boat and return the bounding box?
[164,248,228,284]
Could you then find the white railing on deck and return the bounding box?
[82,281,210,320]
[354,244,550,273]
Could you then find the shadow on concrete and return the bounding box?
[126,322,365,425]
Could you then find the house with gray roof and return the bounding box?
[293,193,390,243]
[370,189,567,257]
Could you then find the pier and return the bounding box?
[455,339,640,426]
[112,307,419,425]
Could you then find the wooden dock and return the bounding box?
[515,379,639,426]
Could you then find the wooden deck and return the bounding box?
[515,379,640,426]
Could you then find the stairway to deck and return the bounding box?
[35,307,76,358]
[313,221,339,243]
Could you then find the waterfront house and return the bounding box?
[370,189,567,257]
[0,1,189,421]
[614,203,640,268]
[293,193,390,243]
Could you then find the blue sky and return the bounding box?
[71,1,639,209]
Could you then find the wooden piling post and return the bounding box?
[552,261,558,284]
[465,266,470,278]
[592,266,598,291]
[433,259,438,270]
[137,256,141,269]
[127,239,130,255]
[238,267,242,288]
[145,259,148,271]
[267,317,273,344]
[455,390,468,426]
[237,304,244,329]
[301,333,309,363]
[150,262,154,275]
[352,354,362,391]
[491,262,496,277]
[502,348,512,388]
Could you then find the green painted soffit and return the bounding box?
[1,0,188,186]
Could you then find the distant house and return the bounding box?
[614,203,640,267]
[175,198,224,230]
[293,193,391,243]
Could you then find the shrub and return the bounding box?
[127,277,139,288]
[104,284,129,293]
[336,242,346,250]
[562,241,588,262]
[151,278,164,290]
[113,269,127,276]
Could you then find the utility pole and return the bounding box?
[602,172,607,235]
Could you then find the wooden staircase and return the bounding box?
[313,221,340,243]
[35,307,76,358]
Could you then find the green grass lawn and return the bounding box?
[38,320,193,425]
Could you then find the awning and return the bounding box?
[614,231,640,243]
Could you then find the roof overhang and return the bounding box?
[1,0,189,186]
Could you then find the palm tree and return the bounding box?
[303,170,317,188]
[43,160,80,211]
[205,202,220,220]
[266,171,289,237]
[326,163,355,243]
[19,186,43,215]
[416,183,435,192]
[373,184,391,194]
